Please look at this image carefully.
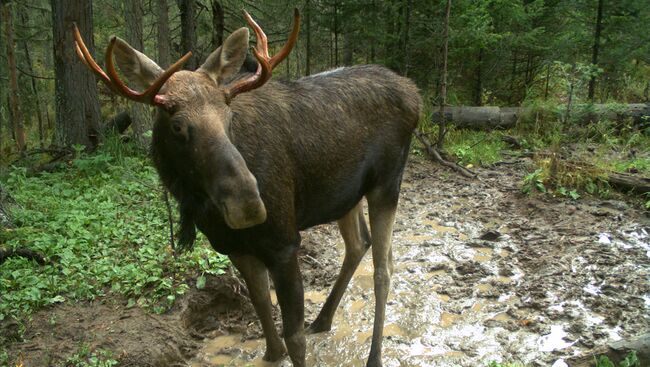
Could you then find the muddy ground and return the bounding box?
[5,155,649,367]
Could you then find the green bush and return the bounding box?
[0,144,229,323]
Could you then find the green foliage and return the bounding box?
[444,129,506,166]
[522,169,546,195]
[65,346,118,367]
[595,351,640,367]
[0,144,230,323]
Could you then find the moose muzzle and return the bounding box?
[221,193,267,229]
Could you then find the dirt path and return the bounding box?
[190,156,650,367]
[6,156,649,367]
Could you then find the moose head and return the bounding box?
[73,10,300,230]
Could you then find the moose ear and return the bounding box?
[112,37,164,90]
[198,27,250,83]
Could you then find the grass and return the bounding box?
[445,128,507,166]
[0,141,230,329]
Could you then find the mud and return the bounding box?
[5,156,649,367]
[190,156,649,367]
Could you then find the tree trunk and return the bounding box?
[19,9,46,148]
[179,0,197,70]
[333,0,339,67]
[124,0,152,146]
[343,33,353,66]
[2,1,26,153]
[436,0,451,150]
[305,0,311,75]
[51,0,101,150]
[474,48,483,106]
[402,0,412,76]
[211,0,223,50]
[369,0,375,63]
[544,63,551,100]
[157,0,171,68]
[588,0,604,102]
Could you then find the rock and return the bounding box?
[479,230,502,241]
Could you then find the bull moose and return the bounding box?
[73,9,421,367]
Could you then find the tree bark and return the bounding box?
[53,2,101,148]
[18,8,45,148]
[178,0,197,70]
[305,0,311,75]
[157,0,171,68]
[2,1,27,153]
[474,48,483,106]
[124,0,152,146]
[343,33,353,66]
[436,0,451,150]
[211,0,223,50]
[402,0,412,76]
[333,0,339,67]
[51,0,101,150]
[438,104,650,130]
[588,0,604,102]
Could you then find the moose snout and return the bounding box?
[211,169,267,229]
[221,195,267,229]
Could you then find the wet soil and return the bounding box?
[5,155,649,367]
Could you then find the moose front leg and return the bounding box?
[269,253,306,367]
[230,255,286,362]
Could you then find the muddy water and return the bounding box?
[190,158,650,367]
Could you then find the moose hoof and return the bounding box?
[306,318,332,334]
[263,344,287,362]
[366,355,383,367]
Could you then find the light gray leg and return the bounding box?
[230,255,286,362]
[365,192,397,367]
[307,201,371,333]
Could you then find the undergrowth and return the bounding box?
[0,140,229,327]
[444,128,507,166]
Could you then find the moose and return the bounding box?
[73,9,421,367]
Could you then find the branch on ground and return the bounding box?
[414,130,476,178]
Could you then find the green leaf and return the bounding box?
[196,275,206,290]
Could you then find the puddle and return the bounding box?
[473,247,493,262]
[190,159,650,367]
[538,325,575,352]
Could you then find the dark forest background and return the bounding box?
[0,0,648,155]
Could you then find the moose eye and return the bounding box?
[170,120,189,141]
[172,121,183,134]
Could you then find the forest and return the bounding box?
[0,0,649,366]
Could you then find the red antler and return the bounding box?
[227,9,300,100]
[72,23,192,106]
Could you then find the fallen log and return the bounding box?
[436,103,650,130]
[567,333,649,367]
[534,152,650,195]
[608,171,650,194]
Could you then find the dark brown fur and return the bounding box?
[152,65,421,265]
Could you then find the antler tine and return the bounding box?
[105,37,193,104]
[73,23,192,106]
[243,11,270,59]
[227,9,300,101]
[72,23,113,89]
[269,8,300,68]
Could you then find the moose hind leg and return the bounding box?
[230,255,286,362]
[365,190,398,367]
[308,201,371,333]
